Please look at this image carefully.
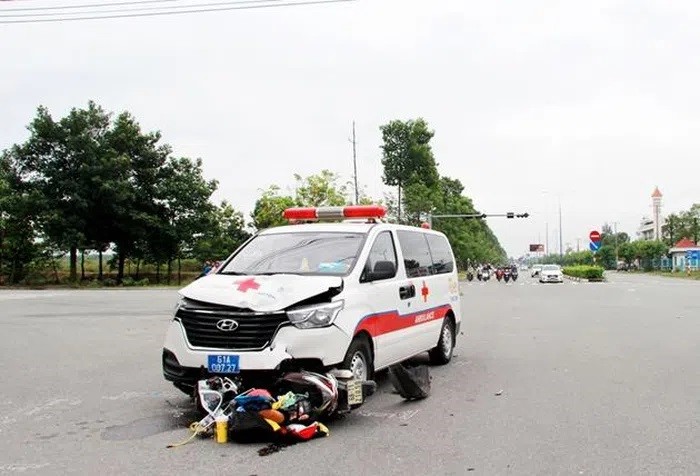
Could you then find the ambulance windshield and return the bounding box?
[220,232,365,276]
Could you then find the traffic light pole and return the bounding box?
[427,212,529,228]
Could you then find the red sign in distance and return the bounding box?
[589,230,601,242]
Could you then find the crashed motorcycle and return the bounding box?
[180,369,377,446]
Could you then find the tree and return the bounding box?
[251,186,296,230]
[5,103,114,281]
[379,119,439,221]
[154,156,218,283]
[595,245,616,270]
[416,176,506,266]
[251,170,350,231]
[663,204,700,245]
[0,154,43,284]
[293,170,347,207]
[192,201,250,264]
[618,242,637,265]
[102,110,174,283]
[380,118,505,266]
[636,240,668,270]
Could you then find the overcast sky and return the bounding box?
[2,0,699,256]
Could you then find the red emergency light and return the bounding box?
[283,205,387,221]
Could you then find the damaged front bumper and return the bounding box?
[162,319,351,393]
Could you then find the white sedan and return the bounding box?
[539,264,564,283]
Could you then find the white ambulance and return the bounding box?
[162,205,462,395]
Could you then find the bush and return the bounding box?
[102,278,118,287]
[563,265,605,281]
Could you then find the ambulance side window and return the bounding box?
[397,230,434,278]
[361,231,398,282]
[426,234,455,274]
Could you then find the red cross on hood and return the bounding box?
[180,274,343,312]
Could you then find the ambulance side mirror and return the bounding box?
[365,261,397,282]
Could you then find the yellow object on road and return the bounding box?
[215,416,228,444]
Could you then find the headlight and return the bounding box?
[287,300,344,329]
[174,295,193,315]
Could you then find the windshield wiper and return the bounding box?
[219,271,248,276]
[254,272,302,276]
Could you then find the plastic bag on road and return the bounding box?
[388,364,431,400]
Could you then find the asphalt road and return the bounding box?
[0,272,698,475]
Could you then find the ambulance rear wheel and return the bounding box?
[429,317,455,365]
[342,337,374,381]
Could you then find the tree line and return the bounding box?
[379,118,506,265]
[248,118,507,266]
[0,102,248,285]
[538,224,669,270]
[1,104,506,285]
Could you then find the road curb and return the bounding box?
[564,274,606,283]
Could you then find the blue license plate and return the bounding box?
[207,355,240,374]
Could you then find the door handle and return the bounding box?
[399,284,415,300]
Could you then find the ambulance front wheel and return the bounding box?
[342,336,374,381]
[429,317,455,365]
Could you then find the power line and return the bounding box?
[0,0,283,18]
[0,0,354,23]
[0,0,182,12]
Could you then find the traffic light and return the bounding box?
[507,212,515,219]
[517,213,529,218]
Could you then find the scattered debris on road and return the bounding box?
[167,370,377,454]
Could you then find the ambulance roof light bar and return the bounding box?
[283,205,387,222]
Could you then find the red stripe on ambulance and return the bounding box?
[354,305,451,338]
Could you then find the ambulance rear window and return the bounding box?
[219,232,365,276]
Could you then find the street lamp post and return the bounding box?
[558,200,563,257]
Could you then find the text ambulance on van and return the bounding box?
[162,205,462,395]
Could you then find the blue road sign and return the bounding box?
[589,241,601,252]
[686,250,699,260]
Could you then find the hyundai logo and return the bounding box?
[216,319,239,332]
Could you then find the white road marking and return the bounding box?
[0,463,50,472]
[356,409,420,421]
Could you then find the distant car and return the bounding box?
[539,264,564,283]
[531,264,543,277]
[616,261,629,271]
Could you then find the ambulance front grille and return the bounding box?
[176,302,289,351]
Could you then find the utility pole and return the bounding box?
[576,238,581,252]
[350,121,359,205]
[558,200,563,257]
[612,221,619,262]
[545,222,549,256]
